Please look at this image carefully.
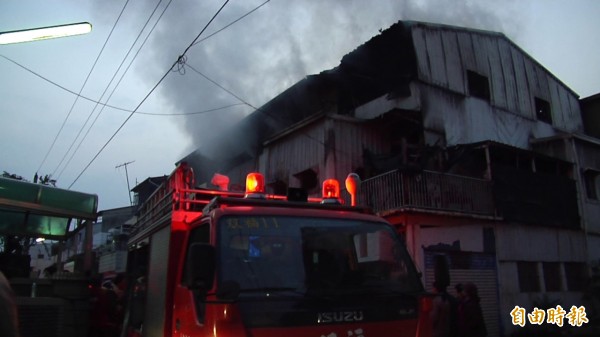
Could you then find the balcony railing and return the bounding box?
[359,170,496,217]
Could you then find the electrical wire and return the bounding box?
[184,62,258,110]
[182,60,352,157]
[191,0,271,47]
[136,103,245,115]
[36,0,131,175]
[0,54,241,116]
[55,0,170,180]
[68,0,232,189]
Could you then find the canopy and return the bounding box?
[0,177,98,240]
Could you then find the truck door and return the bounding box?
[144,226,170,337]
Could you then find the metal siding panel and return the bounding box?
[144,226,171,337]
[549,80,566,128]
[472,34,490,76]
[493,107,531,148]
[457,32,477,71]
[442,31,465,94]
[333,118,390,182]
[554,78,579,130]
[265,122,326,187]
[510,47,533,117]
[424,28,448,87]
[499,40,519,113]
[536,64,552,100]
[569,93,583,131]
[412,27,432,82]
[484,37,507,110]
[524,55,542,119]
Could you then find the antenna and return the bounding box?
[116,160,135,205]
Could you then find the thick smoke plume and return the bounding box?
[101,0,524,159]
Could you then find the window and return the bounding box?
[517,261,540,292]
[564,262,587,291]
[583,169,600,200]
[218,216,422,293]
[535,97,552,124]
[467,70,490,100]
[293,168,318,192]
[543,262,561,292]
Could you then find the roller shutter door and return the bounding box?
[424,249,500,337]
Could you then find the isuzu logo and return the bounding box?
[317,311,364,324]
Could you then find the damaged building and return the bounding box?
[181,21,600,336]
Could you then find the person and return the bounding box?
[89,275,119,337]
[457,282,487,337]
[0,271,20,337]
[455,283,464,301]
[430,281,458,337]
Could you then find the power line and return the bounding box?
[191,0,271,47]
[55,0,170,180]
[68,0,232,189]
[36,0,131,174]
[136,103,245,115]
[0,55,243,116]
[184,61,258,110]
[182,60,353,158]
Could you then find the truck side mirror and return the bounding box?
[184,243,216,291]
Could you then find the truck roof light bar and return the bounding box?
[245,172,266,199]
[345,173,361,207]
[321,179,341,204]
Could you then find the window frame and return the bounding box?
[517,261,540,292]
[534,97,553,124]
[467,70,490,101]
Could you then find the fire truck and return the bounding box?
[121,163,432,337]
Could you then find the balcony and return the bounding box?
[359,170,496,217]
[359,167,580,228]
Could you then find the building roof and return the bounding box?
[186,20,580,177]
[131,176,167,193]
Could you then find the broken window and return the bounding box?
[583,169,600,200]
[543,262,561,292]
[467,70,490,101]
[517,261,540,292]
[564,262,587,291]
[534,97,552,124]
[293,168,318,192]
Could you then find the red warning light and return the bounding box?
[246,172,265,195]
[322,179,340,199]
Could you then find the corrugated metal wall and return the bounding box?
[260,116,391,189]
[261,121,325,185]
[411,25,582,133]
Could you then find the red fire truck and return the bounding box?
[121,163,431,337]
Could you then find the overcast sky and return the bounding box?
[1,0,599,211]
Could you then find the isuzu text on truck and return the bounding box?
[120,163,432,337]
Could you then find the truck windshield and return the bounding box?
[218,215,421,295]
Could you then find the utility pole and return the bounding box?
[116,161,135,205]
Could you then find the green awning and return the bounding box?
[0,177,98,240]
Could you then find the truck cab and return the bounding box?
[123,164,430,337]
